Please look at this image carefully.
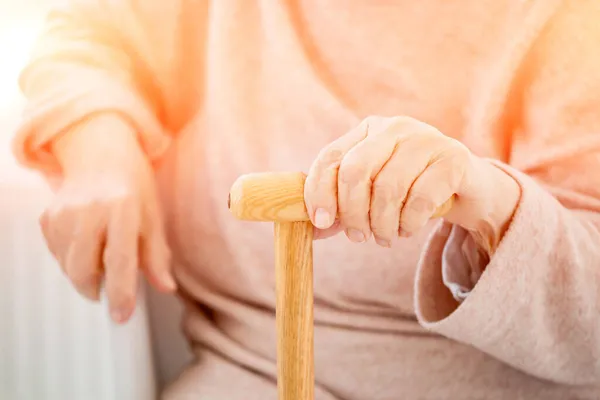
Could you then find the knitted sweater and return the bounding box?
[13,1,600,398]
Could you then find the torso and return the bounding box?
[156,1,594,398]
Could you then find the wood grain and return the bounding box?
[274,221,314,400]
[229,171,454,222]
[229,170,454,400]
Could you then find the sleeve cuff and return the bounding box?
[413,160,560,338]
[12,68,172,183]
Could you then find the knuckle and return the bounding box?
[455,151,472,176]
[361,115,379,128]
[80,187,137,212]
[338,161,366,184]
[103,247,133,270]
[445,142,470,164]
[372,181,398,203]
[54,196,109,217]
[405,195,435,216]
[387,115,412,128]
[83,199,107,213]
[316,146,344,170]
[384,116,416,134]
[440,145,471,185]
[95,194,136,216]
[362,115,392,136]
[338,206,365,228]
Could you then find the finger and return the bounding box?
[139,203,176,293]
[304,119,369,230]
[337,120,409,242]
[400,154,464,235]
[64,213,106,302]
[104,197,140,324]
[369,143,433,247]
[313,219,342,240]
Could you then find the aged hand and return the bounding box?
[304,116,520,251]
[40,115,176,323]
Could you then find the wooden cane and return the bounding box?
[228,172,454,400]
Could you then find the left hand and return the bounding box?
[304,116,520,251]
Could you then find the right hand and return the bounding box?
[40,115,176,323]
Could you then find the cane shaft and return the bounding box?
[274,221,314,400]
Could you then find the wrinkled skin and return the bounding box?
[40,115,176,323]
[306,116,520,253]
[40,115,519,324]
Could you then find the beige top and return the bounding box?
[13,0,600,398]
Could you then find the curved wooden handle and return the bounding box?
[229,171,454,222]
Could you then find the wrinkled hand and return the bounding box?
[40,115,176,323]
[304,116,520,251]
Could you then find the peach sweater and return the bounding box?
[13,0,600,398]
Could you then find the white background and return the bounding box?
[0,1,192,398]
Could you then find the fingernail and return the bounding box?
[111,308,130,324]
[375,237,391,248]
[314,208,332,229]
[110,310,127,324]
[346,228,366,243]
[399,228,412,238]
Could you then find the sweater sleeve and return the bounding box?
[12,0,205,182]
[414,0,600,385]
